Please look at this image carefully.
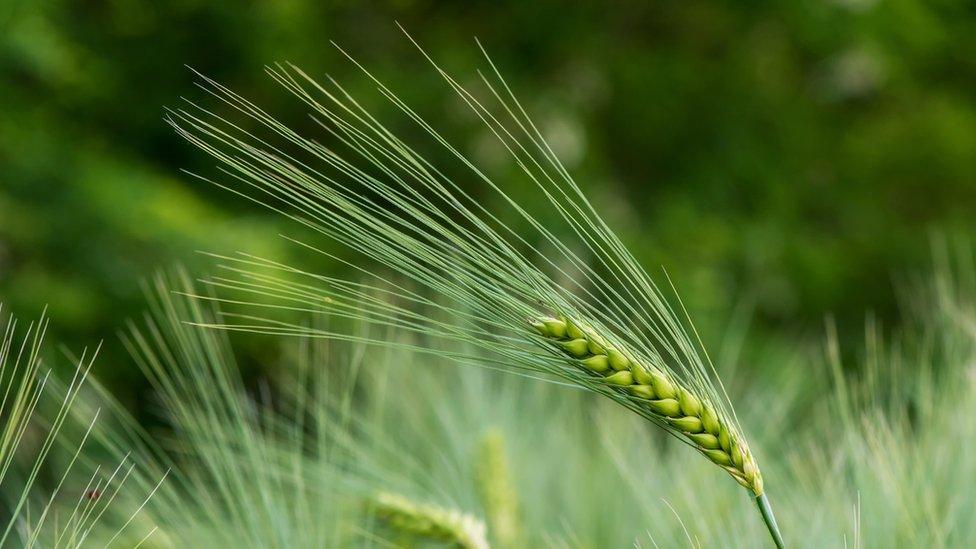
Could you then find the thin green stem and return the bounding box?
[756,493,784,549]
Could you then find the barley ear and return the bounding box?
[171,60,785,548]
[369,492,489,549]
[535,316,765,494]
[534,315,784,547]
[475,429,521,548]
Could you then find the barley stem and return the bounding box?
[756,493,784,548]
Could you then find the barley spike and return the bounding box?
[475,429,521,548]
[370,492,489,549]
[169,44,785,546]
[534,315,764,497]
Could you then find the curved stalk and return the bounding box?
[756,493,784,548]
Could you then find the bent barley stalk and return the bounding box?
[169,30,784,547]
[370,492,489,549]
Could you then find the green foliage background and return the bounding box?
[2,1,975,391]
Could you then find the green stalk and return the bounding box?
[756,494,784,548]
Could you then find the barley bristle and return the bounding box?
[532,315,764,497]
[370,492,489,549]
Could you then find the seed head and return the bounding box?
[475,429,521,548]
[370,492,488,549]
[533,314,765,496]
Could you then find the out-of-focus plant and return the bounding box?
[0,306,153,547]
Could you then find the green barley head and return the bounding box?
[168,30,784,547]
[475,428,520,548]
[370,492,488,549]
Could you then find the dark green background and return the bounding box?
[2,1,974,395]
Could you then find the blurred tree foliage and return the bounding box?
[2,1,975,393]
